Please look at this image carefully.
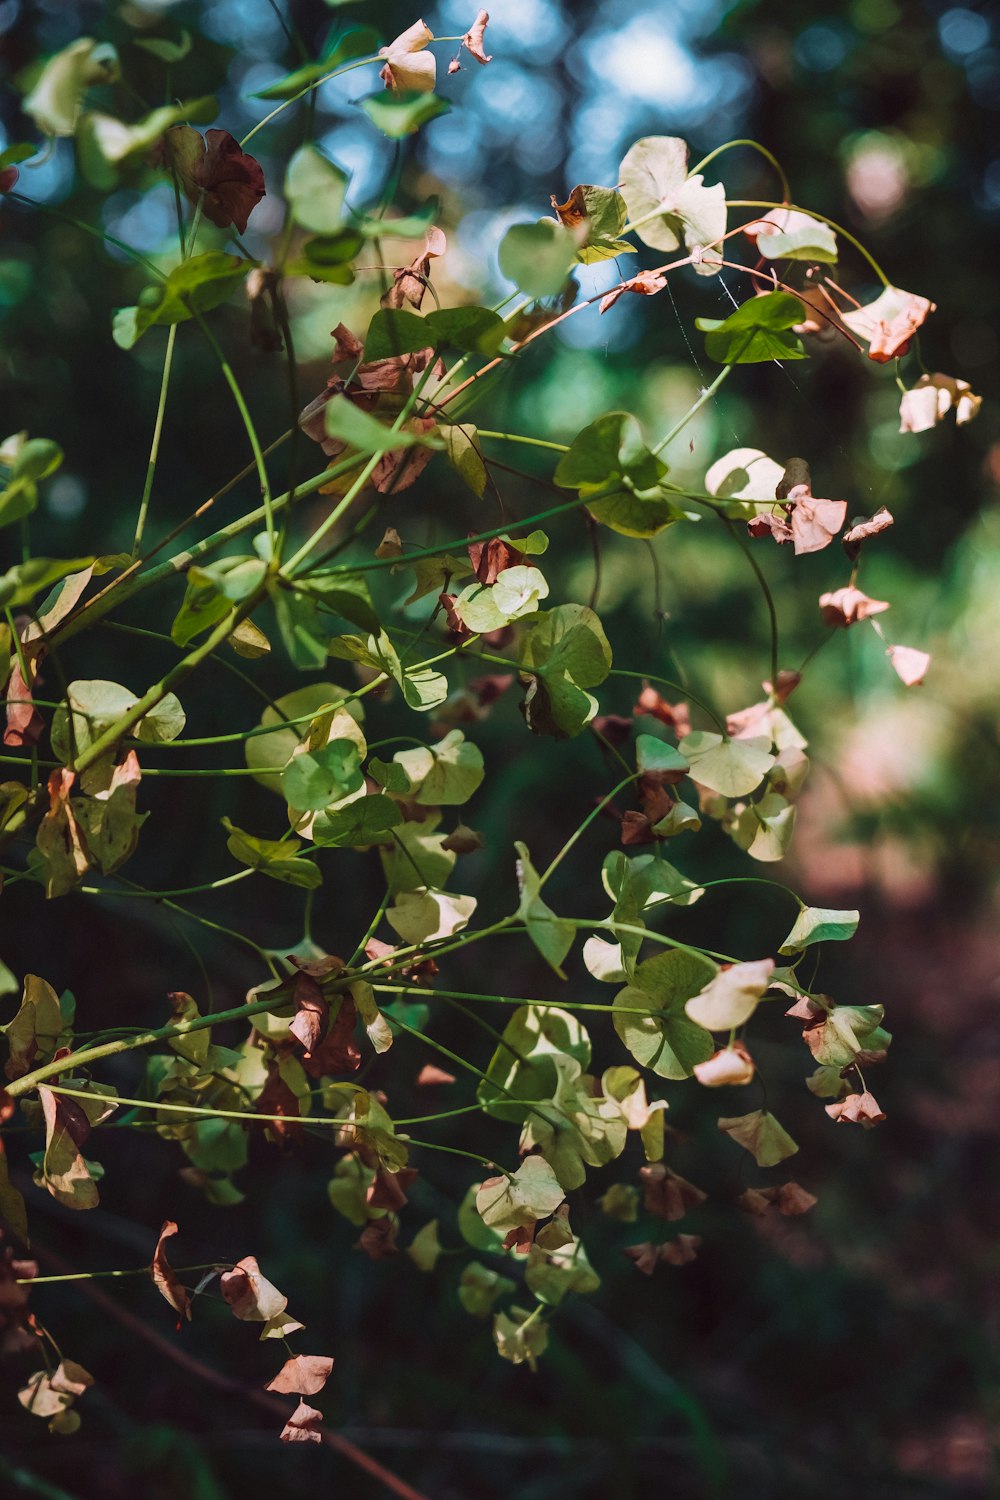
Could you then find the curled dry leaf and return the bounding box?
[624,1236,701,1274]
[819,586,890,627]
[737,1181,817,1216]
[220,1256,288,1322]
[150,1220,192,1321]
[840,284,936,363]
[265,1354,334,1397]
[842,507,894,549]
[157,127,265,234]
[785,484,847,556]
[279,1399,324,1444]
[886,644,931,687]
[461,11,492,65]
[825,1090,886,1128]
[381,226,446,311]
[693,1044,755,1087]
[375,527,403,559]
[747,511,793,544]
[366,1164,418,1212]
[685,959,775,1032]
[356,1214,399,1259]
[639,1164,706,1222]
[599,270,667,314]
[632,686,691,739]
[36,768,90,898]
[379,20,436,92]
[899,372,982,433]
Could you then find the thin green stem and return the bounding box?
[690,140,791,205]
[726,201,891,285]
[540,772,638,887]
[193,315,275,545]
[132,323,177,557]
[652,365,733,456]
[721,515,780,689]
[476,430,570,455]
[239,55,379,148]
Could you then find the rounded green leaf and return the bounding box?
[498,219,578,300]
[613,949,716,1079]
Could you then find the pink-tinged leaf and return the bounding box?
[265,1355,334,1396]
[600,270,667,314]
[220,1256,288,1321]
[738,1181,817,1216]
[150,1220,191,1321]
[785,485,847,555]
[639,1164,706,1222]
[159,127,265,234]
[886,644,930,687]
[632,685,691,738]
[462,10,492,64]
[378,20,436,92]
[279,1399,323,1443]
[747,511,793,544]
[693,1044,755,1087]
[825,1090,886,1128]
[35,768,90,898]
[818,586,890,627]
[899,372,981,432]
[840,285,936,362]
[843,507,894,547]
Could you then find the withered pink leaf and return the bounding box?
[441,823,484,854]
[462,10,492,64]
[150,1220,191,1322]
[693,1045,755,1087]
[825,1090,886,1128]
[379,20,436,92]
[840,285,936,363]
[775,1181,818,1215]
[765,670,801,704]
[843,507,894,548]
[4,629,45,748]
[659,1234,701,1266]
[639,1164,706,1222]
[381,227,446,311]
[886,644,930,687]
[35,768,91,898]
[600,270,667,314]
[279,1399,323,1444]
[747,511,794,544]
[819,586,890,628]
[356,1214,399,1259]
[265,1354,334,1397]
[899,372,981,432]
[468,533,523,584]
[737,1181,817,1216]
[255,1063,303,1146]
[623,1241,659,1276]
[288,970,327,1057]
[366,1165,418,1212]
[786,484,847,555]
[632,686,691,738]
[302,995,361,1079]
[158,127,265,234]
[220,1256,288,1321]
